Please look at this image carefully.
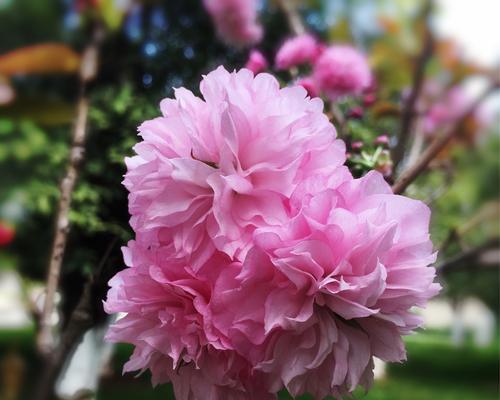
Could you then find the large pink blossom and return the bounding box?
[313,45,372,100]
[106,66,440,399]
[105,241,274,399]
[202,0,263,47]
[208,170,440,396]
[124,66,344,263]
[275,34,321,70]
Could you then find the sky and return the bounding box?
[436,0,499,113]
[436,0,500,67]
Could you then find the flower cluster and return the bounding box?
[203,0,263,47]
[268,34,372,101]
[313,45,372,100]
[275,34,322,70]
[105,66,440,400]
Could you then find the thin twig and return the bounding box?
[392,83,498,194]
[437,237,500,275]
[37,25,104,355]
[391,0,434,171]
[438,201,500,252]
[330,103,347,138]
[405,120,425,167]
[33,237,118,400]
[276,0,305,36]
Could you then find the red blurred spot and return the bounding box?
[0,222,15,246]
[347,106,364,119]
[75,0,99,12]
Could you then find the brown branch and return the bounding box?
[437,237,500,275]
[392,83,498,194]
[37,25,104,355]
[33,237,118,400]
[34,277,95,400]
[276,0,306,36]
[330,103,347,138]
[391,0,434,171]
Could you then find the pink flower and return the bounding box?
[375,134,389,146]
[363,93,376,107]
[245,49,268,74]
[347,106,364,119]
[123,66,344,263]
[208,170,440,396]
[351,140,363,150]
[295,76,319,98]
[313,45,372,101]
[105,241,274,399]
[275,34,321,70]
[106,66,440,400]
[0,81,15,105]
[423,86,469,135]
[203,0,263,47]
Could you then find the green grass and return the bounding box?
[355,377,498,400]
[1,328,498,400]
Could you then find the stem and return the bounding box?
[37,25,104,355]
[405,120,425,168]
[330,103,346,138]
[34,279,95,400]
[392,83,498,194]
[276,0,305,36]
[33,237,118,400]
[391,0,434,171]
[437,237,500,275]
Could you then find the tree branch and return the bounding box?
[33,236,118,400]
[391,0,434,170]
[437,237,500,275]
[37,25,104,355]
[276,0,306,36]
[392,82,498,194]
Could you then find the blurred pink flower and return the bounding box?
[363,92,377,107]
[245,49,268,74]
[313,45,372,101]
[275,34,321,70]
[351,140,364,150]
[203,0,263,47]
[0,81,15,105]
[375,134,389,145]
[106,66,440,400]
[423,86,469,135]
[347,106,364,119]
[295,76,319,97]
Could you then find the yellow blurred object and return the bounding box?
[0,97,75,125]
[378,15,401,34]
[1,349,25,400]
[371,101,401,119]
[0,43,81,76]
[99,0,130,31]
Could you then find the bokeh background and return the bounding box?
[0,0,498,399]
